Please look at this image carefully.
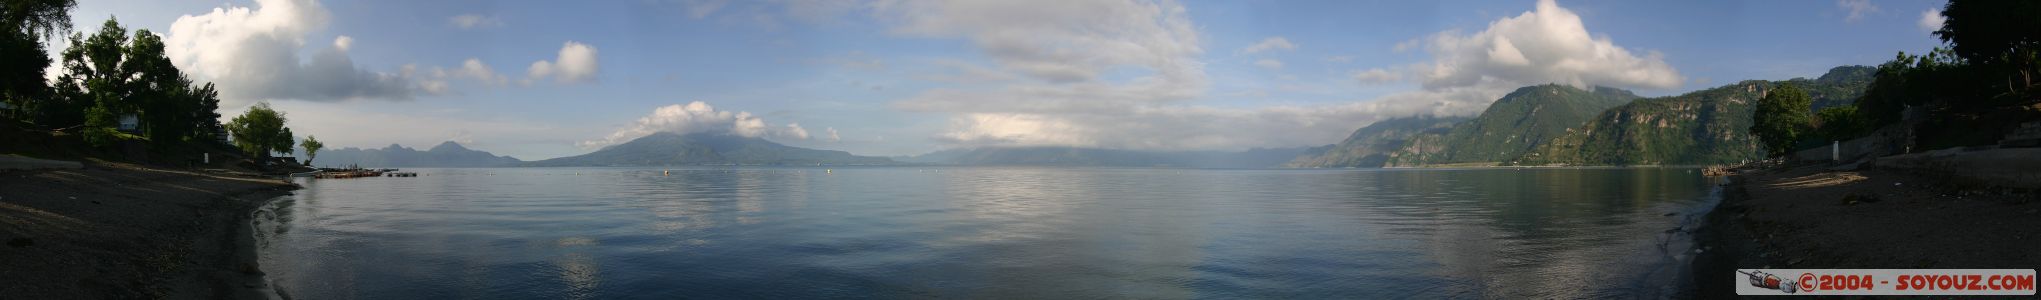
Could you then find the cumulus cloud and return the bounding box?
[449,14,504,29]
[166,0,431,105]
[1240,36,1297,54]
[1254,59,1284,69]
[581,101,812,148]
[526,41,599,84]
[1412,0,1682,92]
[1839,0,1879,23]
[825,127,841,142]
[1918,8,1944,31]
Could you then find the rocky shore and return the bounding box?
[1691,158,2040,298]
[0,162,298,299]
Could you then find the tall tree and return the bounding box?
[1933,0,2041,95]
[53,18,133,137]
[1,0,77,39]
[1751,84,1813,158]
[300,135,323,166]
[0,0,75,123]
[226,102,291,159]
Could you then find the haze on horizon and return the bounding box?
[65,0,1944,160]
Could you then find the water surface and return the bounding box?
[255,167,1720,299]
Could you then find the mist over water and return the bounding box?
[253,167,1721,299]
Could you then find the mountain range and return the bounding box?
[901,146,1323,168]
[305,141,522,168]
[1287,65,1876,167]
[523,132,894,166]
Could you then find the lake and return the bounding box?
[254,167,1723,299]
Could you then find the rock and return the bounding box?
[7,237,32,247]
[1841,192,1882,205]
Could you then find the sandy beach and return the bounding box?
[0,162,297,299]
[1691,160,2041,297]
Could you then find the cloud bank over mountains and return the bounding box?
[581,102,812,149]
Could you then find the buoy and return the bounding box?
[826,169,832,174]
[664,170,670,176]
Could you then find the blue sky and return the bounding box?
[66,0,1946,159]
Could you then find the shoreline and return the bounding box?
[1687,158,2039,297]
[0,162,298,299]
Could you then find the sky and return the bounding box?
[59,0,1948,160]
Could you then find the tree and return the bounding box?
[1932,0,2041,98]
[1815,106,1870,142]
[0,0,76,124]
[226,102,292,159]
[300,135,323,166]
[1,0,78,39]
[1751,84,1813,158]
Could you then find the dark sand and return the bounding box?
[0,162,297,299]
[1692,163,2041,298]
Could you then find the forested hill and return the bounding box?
[1381,84,1639,166]
[1519,66,1876,165]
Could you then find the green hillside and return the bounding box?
[1518,66,1875,165]
[1382,84,1639,166]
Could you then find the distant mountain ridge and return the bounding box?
[904,146,1324,168]
[525,132,893,166]
[306,141,522,168]
[1284,116,1465,168]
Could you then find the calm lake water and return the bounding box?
[255,167,1723,299]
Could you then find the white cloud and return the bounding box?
[1240,36,1297,54]
[1413,0,1682,92]
[448,14,504,29]
[166,0,430,105]
[451,58,510,86]
[526,41,599,84]
[1918,8,1944,31]
[581,101,812,148]
[1350,68,1403,84]
[1839,0,1879,23]
[871,0,1202,85]
[332,35,352,51]
[826,127,841,142]
[911,0,1680,151]
[1254,59,1284,69]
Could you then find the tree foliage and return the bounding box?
[0,0,76,39]
[1751,84,1812,158]
[46,18,223,148]
[301,135,323,165]
[226,102,292,159]
[0,0,74,122]
[1814,105,1870,142]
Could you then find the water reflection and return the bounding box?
[255,167,1718,299]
